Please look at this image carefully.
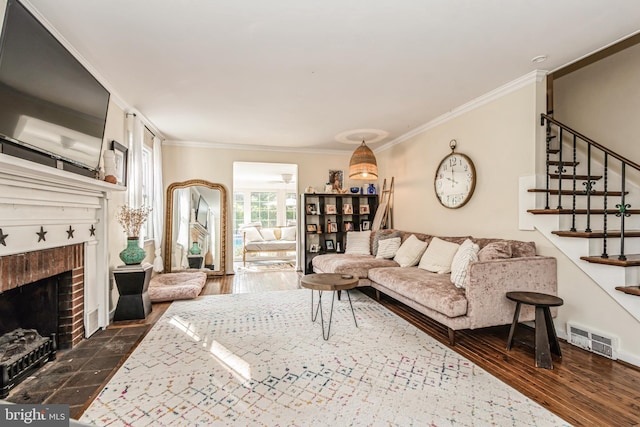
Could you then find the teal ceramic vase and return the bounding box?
[119,237,146,265]
[189,242,202,255]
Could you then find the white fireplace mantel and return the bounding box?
[0,152,125,335]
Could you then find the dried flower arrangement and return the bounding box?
[116,205,152,238]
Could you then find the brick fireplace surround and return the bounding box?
[0,244,85,349]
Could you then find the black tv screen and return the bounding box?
[0,0,110,173]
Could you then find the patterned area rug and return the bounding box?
[81,290,570,426]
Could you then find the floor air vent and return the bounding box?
[567,322,618,359]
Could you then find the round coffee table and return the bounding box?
[505,291,564,369]
[300,273,359,340]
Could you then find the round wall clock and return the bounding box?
[434,140,476,209]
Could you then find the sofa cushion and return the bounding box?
[345,231,371,255]
[511,241,536,257]
[245,241,296,251]
[312,254,398,278]
[372,230,402,256]
[478,241,512,261]
[450,239,479,288]
[281,226,296,241]
[376,237,401,259]
[394,234,428,267]
[418,237,460,274]
[369,267,467,318]
[243,227,264,242]
[260,228,277,241]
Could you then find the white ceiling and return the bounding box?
[24,0,640,152]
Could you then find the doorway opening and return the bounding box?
[232,162,298,272]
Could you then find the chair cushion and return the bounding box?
[148,272,207,302]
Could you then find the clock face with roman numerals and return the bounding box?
[434,152,476,209]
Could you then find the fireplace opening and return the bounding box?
[0,276,60,337]
[0,274,68,398]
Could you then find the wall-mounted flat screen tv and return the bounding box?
[0,0,110,175]
[196,196,209,229]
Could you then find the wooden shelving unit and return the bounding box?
[301,192,378,274]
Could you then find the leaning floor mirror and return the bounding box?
[164,180,227,276]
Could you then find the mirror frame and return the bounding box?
[164,179,227,276]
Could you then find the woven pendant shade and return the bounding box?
[349,141,378,180]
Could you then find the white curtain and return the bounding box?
[126,114,144,209]
[176,189,190,268]
[152,136,164,272]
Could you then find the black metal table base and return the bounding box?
[310,289,358,340]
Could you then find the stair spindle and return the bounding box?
[570,135,577,232]
[545,121,551,209]
[617,163,628,261]
[556,128,563,209]
[602,153,608,258]
[584,143,592,233]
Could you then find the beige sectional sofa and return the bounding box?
[312,229,557,344]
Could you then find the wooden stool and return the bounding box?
[506,291,564,369]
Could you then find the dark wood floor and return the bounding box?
[9,269,640,425]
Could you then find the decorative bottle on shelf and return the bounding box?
[367,183,376,194]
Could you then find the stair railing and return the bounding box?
[541,113,640,260]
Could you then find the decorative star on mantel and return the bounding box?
[0,228,8,246]
[89,225,96,236]
[67,225,75,239]
[36,226,47,242]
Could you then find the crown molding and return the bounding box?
[162,140,349,156]
[375,70,548,153]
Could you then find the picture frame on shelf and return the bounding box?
[328,222,338,233]
[306,224,318,233]
[329,169,343,192]
[361,220,370,231]
[111,140,128,186]
[359,204,370,214]
[325,239,335,251]
[309,244,319,253]
[344,221,354,232]
[325,204,337,214]
[343,204,353,214]
[305,204,317,215]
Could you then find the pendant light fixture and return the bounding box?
[349,140,378,180]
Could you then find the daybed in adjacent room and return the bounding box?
[241,224,297,266]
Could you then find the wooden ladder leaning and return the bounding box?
[372,177,394,230]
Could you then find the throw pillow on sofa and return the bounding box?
[259,228,277,241]
[372,230,402,256]
[376,237,401,259]
[450,238,480,288]
[281,226,296,241]
[478,241,512,261]
[394,234,428,267]
[418,236,460,274]
[243,226,264,242]
[345,230,371,255]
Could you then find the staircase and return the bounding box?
[526,114,640,321]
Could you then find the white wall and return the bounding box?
[554,43,640,164]
[376,80,640,363]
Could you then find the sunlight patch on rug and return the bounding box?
[81,290,570,426]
